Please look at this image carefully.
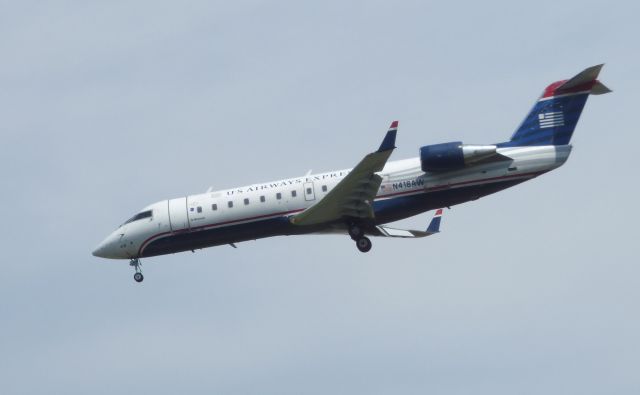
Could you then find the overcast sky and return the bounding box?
[1,1,639,394]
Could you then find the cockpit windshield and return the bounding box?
[123,210,152,226]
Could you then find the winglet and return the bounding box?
[377,121,398,152]
[426,208,443,234]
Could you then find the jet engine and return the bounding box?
[420,142,497,172]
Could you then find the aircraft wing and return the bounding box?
[290,121,398,226]
[372,209,443,238]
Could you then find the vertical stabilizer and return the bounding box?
[500,65,610,147]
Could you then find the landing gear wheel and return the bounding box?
[348,224,364,240]
[130,258,143,283]
[356,236,372,253]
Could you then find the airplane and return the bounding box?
[93,65,610,283]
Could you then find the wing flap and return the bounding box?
[374,209,444,238]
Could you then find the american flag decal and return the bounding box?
[538,111,564,129]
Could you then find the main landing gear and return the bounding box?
[130,258,144,283]
[349,223,372,253]
[356,236,372,253]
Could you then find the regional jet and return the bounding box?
[93,65,610,282]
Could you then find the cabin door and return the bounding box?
[168,197,190,232]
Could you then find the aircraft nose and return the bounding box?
[92,244,105,257]
[92,233,122,259]
[92,241,109,258]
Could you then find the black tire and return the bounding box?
[356,236,372,253]
[348,224,364,240]
[133,272,144,283]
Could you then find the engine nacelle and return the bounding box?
[420,142,497,172]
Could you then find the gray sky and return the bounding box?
[1,1,639,394]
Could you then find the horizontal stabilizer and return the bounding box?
[558,64,603,91]
[548,64,611,97]
[590,80,612,95]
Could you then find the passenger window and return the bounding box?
[244,198,250,205]
[322,185,328,192]
[276,192,282,200]
[306,188,312,194]
[260,195,265,202]
[197,206,202,213]
[291,190,297,197]
[211,204,217,211]
[228,201,233,208]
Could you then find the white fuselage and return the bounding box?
[92,145,571,259]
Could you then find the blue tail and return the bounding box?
[499,65,610,147]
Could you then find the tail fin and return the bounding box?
[500,64,610,147]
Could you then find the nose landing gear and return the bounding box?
[130,258,144,283]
